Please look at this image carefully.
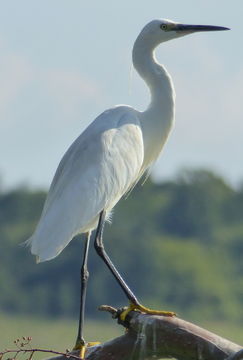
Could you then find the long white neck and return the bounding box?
[132,35,176,170]
[132,37,175,111]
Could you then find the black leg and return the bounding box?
[94,210,140,305]
[74,232,91,349]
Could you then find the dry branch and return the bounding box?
[45,307,243,360]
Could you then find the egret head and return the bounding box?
[137,19,229,47]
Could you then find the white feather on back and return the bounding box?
[27,106,144,262]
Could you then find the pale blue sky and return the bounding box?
[0,1,242,189]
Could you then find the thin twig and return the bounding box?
[0,348,81,360]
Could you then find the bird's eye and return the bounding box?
[160,24,168,31]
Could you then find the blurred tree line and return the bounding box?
[0,168,243,323]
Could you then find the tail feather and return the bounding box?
[28,230,75,262]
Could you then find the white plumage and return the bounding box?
[29,107,145,261]
[27,19,228,263]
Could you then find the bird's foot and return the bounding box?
[73,340,100,359]
[73,339,86,360]
[119,301,176,322]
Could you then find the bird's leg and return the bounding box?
[94,211,176,324]
[73,232,100,358]
[94,211,139,304]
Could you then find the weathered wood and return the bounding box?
[46,310,243,360]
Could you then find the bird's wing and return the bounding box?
[27,106,144,262]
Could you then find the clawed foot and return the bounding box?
[73,340,100,359]
[119,301,176,322]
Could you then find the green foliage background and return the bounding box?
[0,169,243,323]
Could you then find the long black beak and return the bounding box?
[175,24,230,32]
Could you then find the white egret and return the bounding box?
[27,19,229,357]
